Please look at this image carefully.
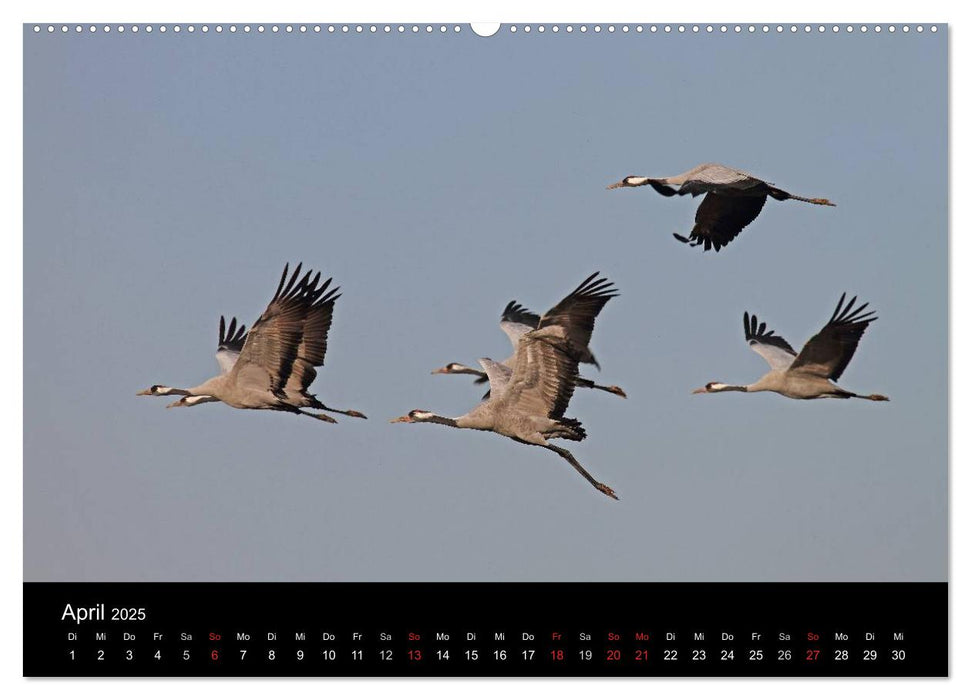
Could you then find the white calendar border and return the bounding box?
[2,0,963,697]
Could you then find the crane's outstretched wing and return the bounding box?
[789,294,877,381]
[743,311,797,370]
[216,315,248,374]
[284,275,341,395]
[675,163,767,197]
[499,326,580,420]
[230,263,332,395]
[674,192,767,252]
[477,357,514,400]
[499,300,540,350]
[537,273,618,369]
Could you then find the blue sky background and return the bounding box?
[24,25,946,581]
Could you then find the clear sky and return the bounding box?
[24,25,946,582]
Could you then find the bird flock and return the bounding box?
[139,162,887,500]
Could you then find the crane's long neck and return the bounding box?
[155,386,191,396]
[631,176,679,196]
[393,411,469,428]
[444,364,487,378]
[421,414,461,428]
[711,382,751,393]
[180,395,221,406]
[422,412,496,431]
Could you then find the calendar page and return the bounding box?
[23,21,947,677]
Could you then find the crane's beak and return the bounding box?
[389,415,413,423]
[606,180,627,190]
[136,388,153,396]
[691,387,708,394]
[165,399,183,408]
[430,366,450,374]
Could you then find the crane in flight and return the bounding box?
[137,263,367,422]
[392,324,618,500]
[431,273,627,399]
[692,293,889,401]
[607,162,834,252]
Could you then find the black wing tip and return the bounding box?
[571,272,619,300]
[743,311,757,340]
[502,299,529,316]
[743,311,795,353]
[272,261,306,302]
[312,286,342,309]
[273,263,343,308]
[218,314,247,348]
[830,292,849,322]
[501,300,540,326]
[672,232,719,250]
[284,263,345,303]
[219,315,242,345]
[831,292,877,327]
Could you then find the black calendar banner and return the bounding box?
[24,582,947,677]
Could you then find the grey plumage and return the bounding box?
[743,310,797,370]
[137,263,367,422]
[607,162,835,252]
[432,273,627,399]
[394,325,618,500]
[694,294,889,402]
[215,315,247,374]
